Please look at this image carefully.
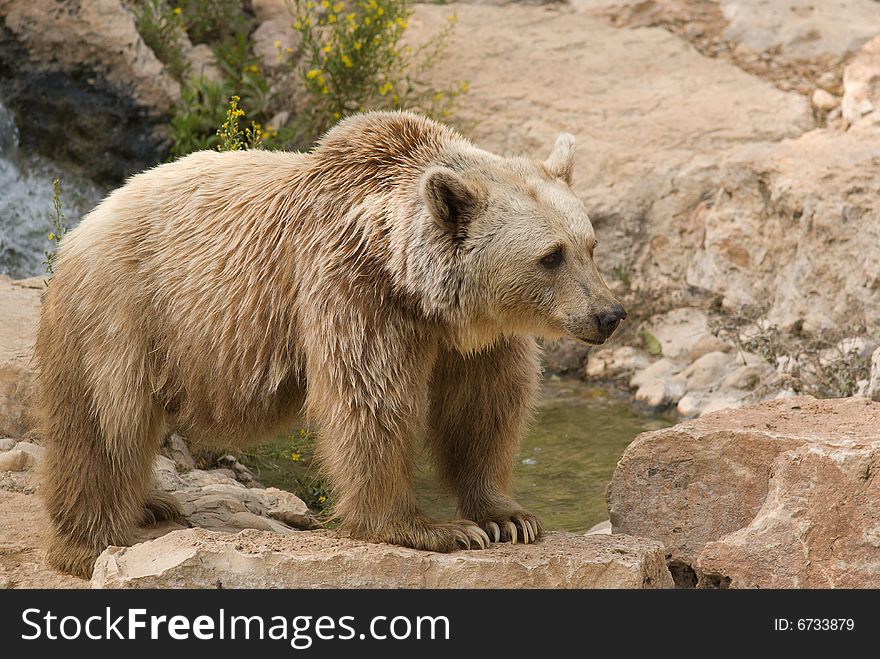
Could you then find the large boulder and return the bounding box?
[91,528,674,588]
[608,396,880,587]
[0,276,41,437]
[0,0,179,182]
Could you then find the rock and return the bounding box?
[91,528,674,589]
[720,364,773,391]
[153,455,185,492]
[225,511,294,534]
[0,437,15,451]
[697,440,880,588]
[811,88,839,112]
[629,357,681,389]
[0,449,30,471]
[183,44,222,83]
[585,520,611,535]
[252,18,299,70]
[541,337,590,375]
[0,276,41,437]
[643,308,712,361]
[688,334,732,363]
[867,347,880,401]
[608,396,880,587]
[0,0,179,182]
[842,35,880,127]
[681,351,736,391]
[162,434,196,471]
[720,0,880,63]
[12,441,43,465]
[260,487,318,529]
[633,375,686,413]
[685,127,880,333]
[585,346,652,379]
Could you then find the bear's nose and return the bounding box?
[597,305,627,337]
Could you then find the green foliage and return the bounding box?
[640,329,662,356]
[170,77,230,154]
[242,429,333,516]
[176,0,248,45]
[290,0,467,140]
[135,0,189,81]
[43,178,67,280]
[216,95,264,151]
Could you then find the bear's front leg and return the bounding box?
[428,336,544,544]
[303,306,490,552]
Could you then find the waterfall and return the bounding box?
[0,100,104,279]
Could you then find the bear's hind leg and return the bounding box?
[427,336,543,544]
[43,401,167,579]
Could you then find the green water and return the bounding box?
[244,378,670,534]
[414,378,671,532]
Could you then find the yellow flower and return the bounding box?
[173,7,182,15]
[328,13,336,22]
[291,451,301,462]
[321,0,329,8]
[346,12,356,21]
[333,111,341,120]
[274,39,282,48]
[354,39,362,50]
[48,233,55,240]
[460,81,470,93]
[248,64,259,73]
[378,81,393,95]
[322,43,332,53]
[364,16,371,25]
[395,17,407,28]
[341,54,353,68]
[293,20,302,29]
[306,1,315,8]
[433,91,444,102]
[318,495,327,504]
[333,2,344,11]
[306,68,321,79]
[286,47,294,53]
[377,6,384,15]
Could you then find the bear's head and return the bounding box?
[419,133,626,348]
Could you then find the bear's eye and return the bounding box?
[540,248,564,269]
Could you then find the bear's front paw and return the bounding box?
[478,510,543,545]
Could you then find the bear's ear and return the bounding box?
[543,132,575,185]
[420,166,481,237]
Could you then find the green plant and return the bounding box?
[289,0,467,140]
[43,178,67,280]
[135,0,189,81]
[242,429,333,515]
[639,329,662,356]
[612,263,633,292]
[216,95,264,151]
[170,77,231,155]
[176,0,249,45]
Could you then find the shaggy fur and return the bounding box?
[35,112,624,578]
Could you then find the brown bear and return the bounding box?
[35,111,626,578]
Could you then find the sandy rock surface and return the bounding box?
[92,527,673,589]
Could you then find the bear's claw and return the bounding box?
[477,511,543,545]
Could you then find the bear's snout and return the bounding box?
[596,304,627,340]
